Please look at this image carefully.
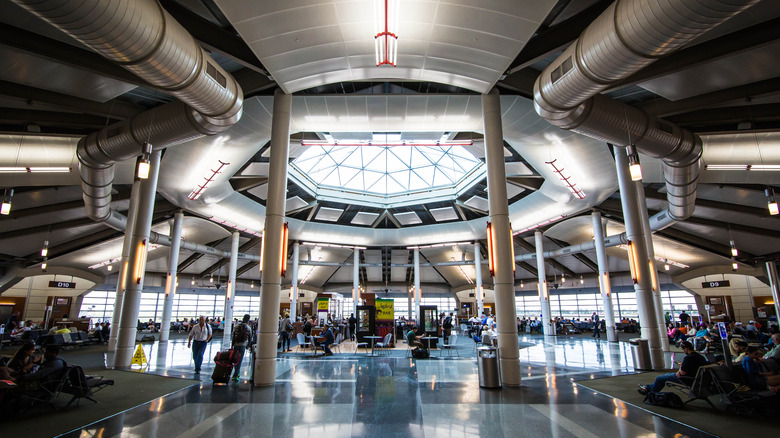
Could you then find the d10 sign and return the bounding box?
[48,281,76,289]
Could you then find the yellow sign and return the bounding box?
[317,298,329,311]
[131,344,148,366]
[375,298,394,321]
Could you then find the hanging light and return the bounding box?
[664,259,670,271]
[41,261,47,270]
[374,0,399,66]
[137,142,153,179]
[730,240,738,257]
[250,282,254,289]
[41,240,49,257]
[580,275,584,284]
[627,144,643,181]
[0,188,13,215]
[210,275,214,283]
[767,188,779,215]
[732,260,739,270]
[107,264,113,272]
[191,278,195,285]
[520,281,524,288]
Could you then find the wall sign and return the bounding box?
[701,280,730,288]
[49,281,76,289]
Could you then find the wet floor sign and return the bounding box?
[131,343,148,367]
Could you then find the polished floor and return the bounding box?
[67,335,713,438]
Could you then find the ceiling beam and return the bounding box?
[236,260,258,277]
[644,187,771,219]
[177,238,227,272]
[0,192,130,221]
[159,0,267,75]
[640,76,780,118]
[507,176,544,191]
[198,236,262,276]
[0,108,119,132]
[547,236,599,272]
[513,235,576,277]
[507,0,613,72]
[0,80,143,120]
[495,67,538,97]
[665,102,780,129]
[614,17,780,90]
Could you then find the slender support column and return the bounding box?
[353,247,359,313]
[615,147,663,369]
[535,231,553,337]
[474,243,484,318]
[635,181,671,352]
[290,242,300,322]
[414,247,421,321]
[222,231,239,344]
[483,88,520,386]
[592,211,617,342]
[108,178,141,351]
[159,211,184,342]
[407,289,412,319]
[113,150,161,368]
[766,261,780,322]
[254,90,291,386]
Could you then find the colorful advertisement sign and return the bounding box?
[317,298,329,311]
[375,298,394,321]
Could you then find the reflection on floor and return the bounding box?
[65,335,714,438]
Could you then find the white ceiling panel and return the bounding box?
[464,196,489,212]
[394,211,421,225]
[352,211,379,226]
[315,207,344,222]
[216,0,558,93]
[429,206,458,222]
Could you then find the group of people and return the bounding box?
[3,313,35,340]
[0,343,67,407]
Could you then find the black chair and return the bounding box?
[19,361,69,411]
[61,365,114,407]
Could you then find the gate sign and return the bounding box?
[48,281,76,289]
[701,280,730,288]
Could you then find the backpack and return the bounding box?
[443,317,452,329]
[412,348,429,359]
[232,323,249,344]
[644,391,684,409]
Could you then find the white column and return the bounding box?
[108,178,141,351]
[635,181,671,352]
[353,247,359,313]
[414,247,421,321]
[254,90,291,386]
[592,211,617,342]
[474,243,483,317]
[615,147,663,370]
[535,230,553,337]
[222,231,239,344]
[483,88,520,386]
[290,242,300,322]
[113,150,161,368]
[159,211,183,342]
[766,261,780,322]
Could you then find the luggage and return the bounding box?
[211,363,233,383]
[411,348,429,359]
[644,391,684,409]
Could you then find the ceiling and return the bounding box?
[0,0,779,296]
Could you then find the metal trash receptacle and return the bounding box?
[477,346,502,388]
[629,338,652,371]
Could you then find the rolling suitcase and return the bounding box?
[211,362,233,383]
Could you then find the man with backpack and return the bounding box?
[442,313,453,344]
[637,341,707,396]
[231,314,251,381]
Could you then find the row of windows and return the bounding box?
[80,289,698,324]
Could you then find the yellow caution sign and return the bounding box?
[131,344,148,366]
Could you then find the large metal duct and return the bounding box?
[534,0,758,227]
[12,0,243,225]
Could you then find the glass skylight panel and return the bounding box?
[290,140,483,198]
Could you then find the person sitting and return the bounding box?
[481,324,496,347]
[319,323,334,356]
[732,340,749,363]
[89,323,106,343]
[638,341,707,395]
[11,320,33,339]
[19,345,66,390]
[742,346,780,391]
[765,333,780,360]
[0,342,41,382]
[406,325,427,352]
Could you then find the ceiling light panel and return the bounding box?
[394,211,422,225]
[429,207,458,222]
[464,196,489,212]
[315,207,344,222]
[351,211,380,225]
[286,196,308,212]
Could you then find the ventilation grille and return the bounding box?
[551,56,573,83]
[206,62,227,88]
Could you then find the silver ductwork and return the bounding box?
[534,0,757,226]
[515,232,627,262]
[149,231,260,261]
[12,0,243,224]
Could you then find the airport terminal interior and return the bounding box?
[1,0,780,437]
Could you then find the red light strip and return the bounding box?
[546,159,586,199]
[188,160,229,200]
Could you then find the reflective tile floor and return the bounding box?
[68,335,715,438]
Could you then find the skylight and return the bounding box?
[292,135,481,195]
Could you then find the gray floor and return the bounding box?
[59,334,711,438]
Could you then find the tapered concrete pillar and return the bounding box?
[353,247,359,313]
[254,90,291,386]
[635,181,671,352]
[159,211,184,342]
[113,150,161,368]
[615,147,663,369]
[414,247,421,321]
[290,242,300,322]
[222,231,240,343]
[535,230,554,337]
[108,178,141,351]
[592,211,617,342]
[474,243,483,317]
[483,88,520,386]
[766,261,780,322]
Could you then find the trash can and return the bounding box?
[629,338,652,371]
[477,346,502,388]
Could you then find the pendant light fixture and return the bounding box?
[374,0,399,66]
